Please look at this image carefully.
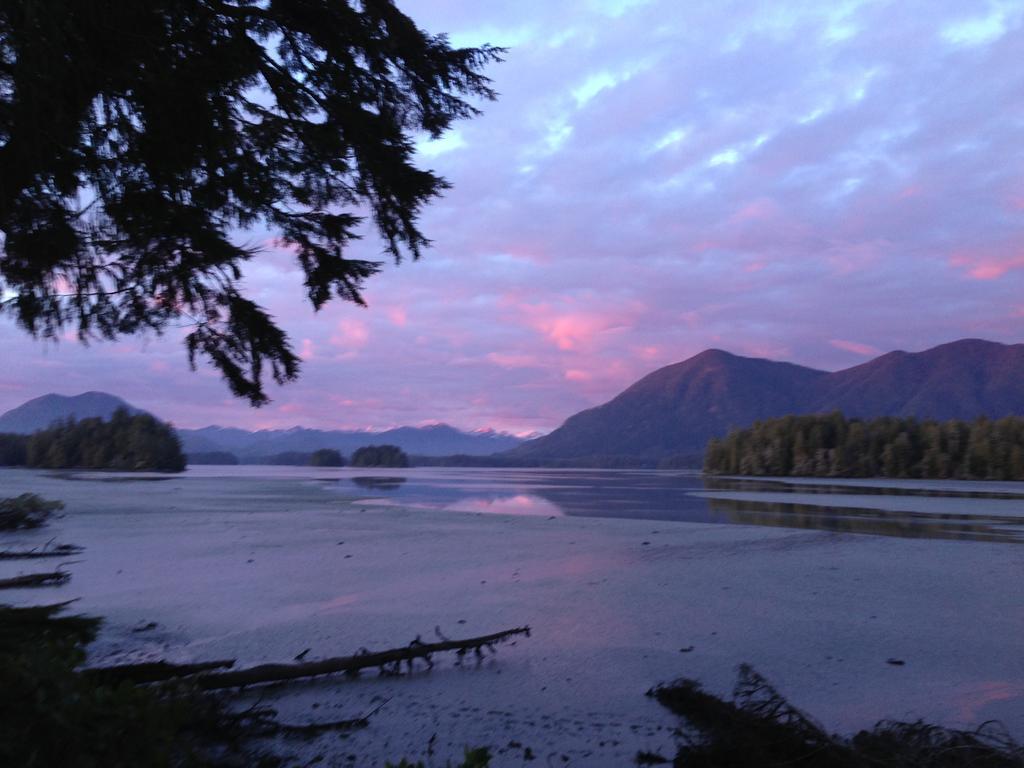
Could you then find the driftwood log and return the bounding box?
[197,626,531,690]
[0,543,83,560]
[84,626,531,689]
[0,570,70,589]
[241,698,391,737]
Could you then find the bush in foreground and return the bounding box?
[0,603,272,768]
[0,494,64,531]
[648,664,1023,767]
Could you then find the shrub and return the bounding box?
[0,494,64,531]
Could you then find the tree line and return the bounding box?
[7,409,186,472]
[704,413,1024,480]
[184,445,409,468]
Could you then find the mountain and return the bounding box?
[507,339,1024,462]
[811,339,1024,419]
[0,393,526,457]
[176,423,525,459]
[0,392,144,434]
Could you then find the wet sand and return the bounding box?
[1,467,1022,766]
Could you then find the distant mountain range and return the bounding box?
[177,423,525,459]
[4,339,1022,466]
[507,339,1024,462]
[0,392,526,458]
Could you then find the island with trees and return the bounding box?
[23,409,186,472]
[351,445,410,468]
[309,448,345,467]
[704,413,1024,480]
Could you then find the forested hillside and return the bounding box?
[704,413,1024,480]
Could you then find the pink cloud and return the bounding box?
[329,318,369,349]
[541,313,611,350]
[564,369,592,381]
[949,247,1024,280]
[387,307,408,327]
[830,339,881,356]
[514,300,642,351]
[729,198,780,223]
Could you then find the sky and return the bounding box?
[2,0,1024,434]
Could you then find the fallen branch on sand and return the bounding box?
[196,625,531,690]
[0,570,70,589]
[0,542,83,560]
[239,698,391,737]
[84,626,532,689]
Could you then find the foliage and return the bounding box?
[649,664,1024,767]
[385,747,492,768]
[705,413,1024,480]
[0,602,99,656]
[309,448,345,467]
[0,598,494,766]
[187,451,240,466]
[26,408,186,472]
[0,493,63,530]
[0,433,28,465]
[0,1,502,405]
[351,444,410,468]
[0,603,277,768]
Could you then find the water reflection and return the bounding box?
[707,496,1024,543]
[703,477,1024,501]
[350,476,407,491]
[333,470,1024,543]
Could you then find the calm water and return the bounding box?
[321,468,1024,543]
[63,465,1024,543]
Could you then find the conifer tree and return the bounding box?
[0,1,501,404]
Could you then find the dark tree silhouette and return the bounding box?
[351,444,408,467]
[0,433,28,466]
[705,413,1024,480]
[0,1,502,404]
[25,408,186,471]
[309,447,345,467]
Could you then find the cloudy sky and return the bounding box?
[2,0,1023,433]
